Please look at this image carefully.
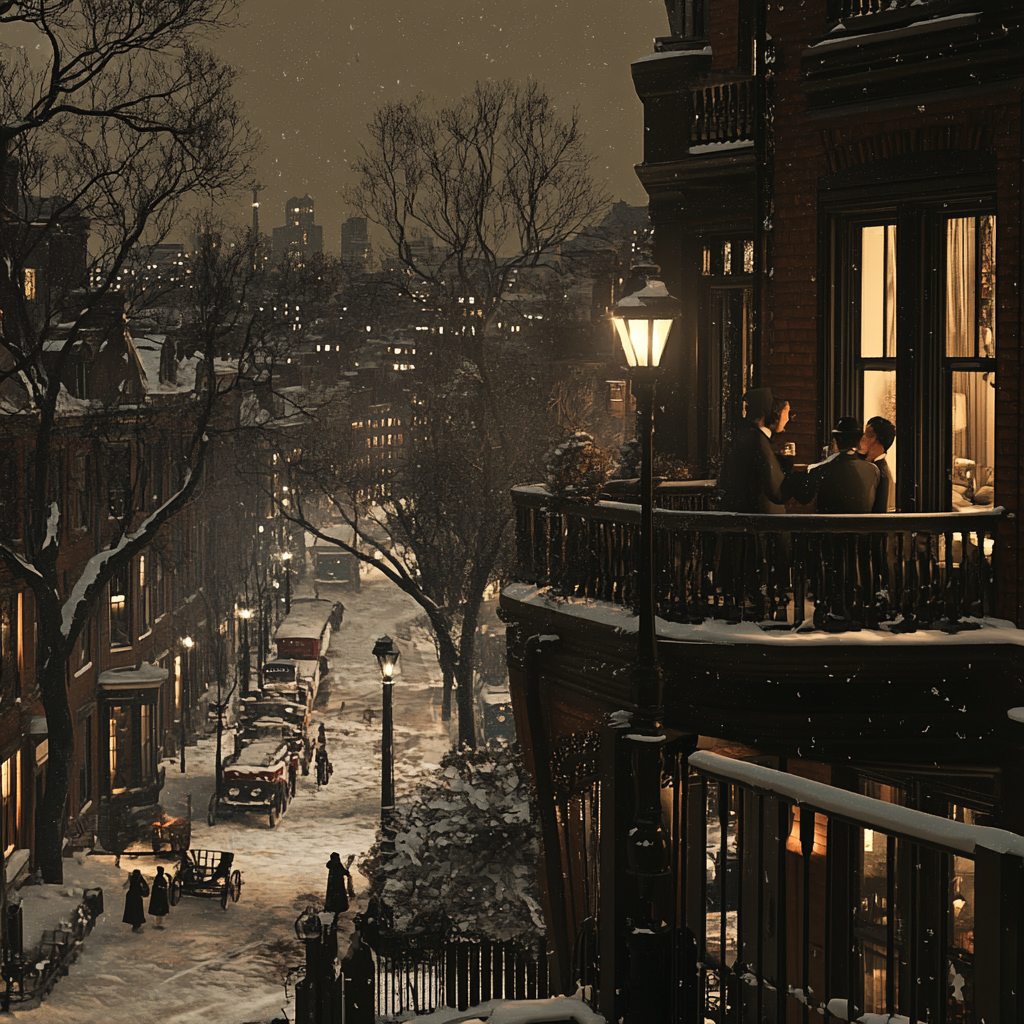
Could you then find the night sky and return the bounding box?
[220,1,667,249]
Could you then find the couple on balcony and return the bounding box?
[716,387,895,626]
[718,387,894,516]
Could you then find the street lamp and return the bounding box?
[372,635,400,823]
[610,262,681,1023]
[180,636,194,774]
[238,608,252,697]
[281,551,293,615]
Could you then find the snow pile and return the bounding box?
[360,746,544,942]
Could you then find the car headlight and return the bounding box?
[228,787,240,797]
[250,787,262,798]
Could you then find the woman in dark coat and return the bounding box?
[123,869,149,932]
[149,865,170,929]
[325,852,350,913]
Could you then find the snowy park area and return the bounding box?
[8,571,453,1024]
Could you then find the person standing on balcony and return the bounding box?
[858,416,896,513]
[795,417,879,513]
[718,387,796,513]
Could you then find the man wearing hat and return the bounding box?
[796,416,880,513]
[718,387,795,514]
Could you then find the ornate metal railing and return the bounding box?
[690,80,755,148]
[828,0,939,19]
[512,486,1004,630]
[684,751,1023,1023]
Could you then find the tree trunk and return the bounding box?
[440,667,453,723]
[34,654,76,885]
[454,657,477,749]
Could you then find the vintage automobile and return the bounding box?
[209,738,291,828]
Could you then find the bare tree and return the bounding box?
[345,79,610,363]
[0,1,256,879]
[258,82,607,748]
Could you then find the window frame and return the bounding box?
[824,192,996,512]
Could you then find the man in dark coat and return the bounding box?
[123,869,149,932]
[717,388,797,618]
[718,388,795,514]
[325,852,351,913]
[859,416,896,512]
[149,865,170,929]
[795,417,879,513]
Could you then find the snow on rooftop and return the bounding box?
[274,599,335,638]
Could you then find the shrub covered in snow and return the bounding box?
[360,746,545,943]
[545,431,612,504]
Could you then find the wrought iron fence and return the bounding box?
[2,895,98,1010]
[513,486,1003,629]
[373,934,549,1019]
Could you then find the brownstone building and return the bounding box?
[502,3,1024,1022]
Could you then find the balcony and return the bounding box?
[689,80,755,153]
[804,2,1022,109]
[512,484,1003,632]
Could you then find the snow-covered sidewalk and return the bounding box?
[9,570,451,1024]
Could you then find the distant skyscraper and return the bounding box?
[341,216,371,266]
[272,194,323,266]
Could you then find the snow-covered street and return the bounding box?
[10,572,451,1024]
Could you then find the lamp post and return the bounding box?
[372,635,400,825]
[281,551,292,616]
[180,636,194,774]
[238,608,252,697]
[610,263,681,1023]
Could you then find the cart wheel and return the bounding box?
[230,869,242,902]
[220,879,230,909]
[268,802,279,829]
[169,878,182,907]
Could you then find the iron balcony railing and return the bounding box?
[683,750,1024,1023]
[512,485,1004,630]
[690,80,755,149]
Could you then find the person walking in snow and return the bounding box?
[149,865,170,929]
[315,742,330,787]
[325,852,351,914]
[123,869,149,932]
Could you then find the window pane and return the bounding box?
[862,369,897,511]
[946,218,977,357]
[951,371,995,508]
[860,225,896,359]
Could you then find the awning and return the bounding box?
[98,663,168,690]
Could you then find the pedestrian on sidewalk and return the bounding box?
[315,742,330,787]
[149,865,170,929]
[123,869,149,933]
[288,753,298,798]
[325,852,351,914]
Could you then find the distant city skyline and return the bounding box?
[222,1,666,251]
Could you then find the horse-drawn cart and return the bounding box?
[169,849,243,910]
